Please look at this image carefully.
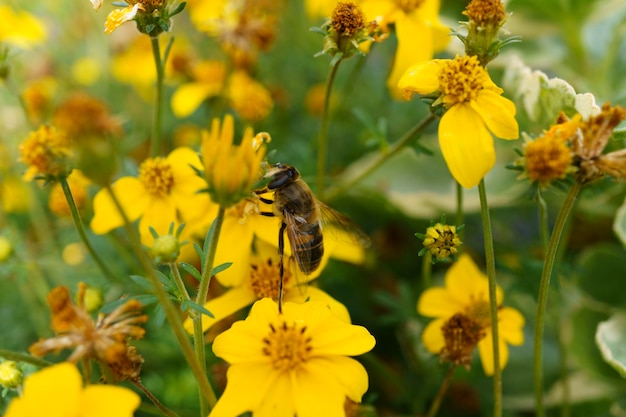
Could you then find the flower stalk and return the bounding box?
[478,178,501,417]
[150,36,166,157]
[533,181,582,417]
[59,176,117,282]
[426,365,456,417]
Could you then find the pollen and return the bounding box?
[393,0,425,13]
[523,131,573,187]
[463,0,505,27]
[262,321,312,371]
[423,223,462,260]
[138,157,175,197]
[440,313,486,369]
[19,125,72,179]
[439,55,489,106]
[331,1,366,37]
[248,258,292,301]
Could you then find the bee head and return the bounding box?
[266,163,300,189]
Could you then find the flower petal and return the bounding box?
[81,385,140,417]
[471,91,519,140]
[446,254,504,305]
[183,287,256,334]
[307,356,369,403]
[287,286,351,323]
[255,368,295,417]
[499,306,525,346]
[439,103,495,188]
[209,363,280,417]
[138,197,177,245]
[171,82,221,118]
[421,317,446,354]
[477,330,508,375]
[417,287,464,318]
[398,59,445,97]
[90,178,148,234]
[213,217,254,287]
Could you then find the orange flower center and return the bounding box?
[439,55,488,106]
[524,132,573,185]
[139,157,175,197]
[331,1,366,37]
[393,0,425,13]
[248,257,292,301]
[440,313,486,368]
[262,321,312,371]
[19,125,72,178]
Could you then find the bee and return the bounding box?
[255,163,367,313]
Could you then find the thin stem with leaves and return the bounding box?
[477,179,501,417]
[534,181,582,417]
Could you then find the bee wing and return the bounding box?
[318,201,370,248]
[282,210,315,275]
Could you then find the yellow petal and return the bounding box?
[302,356,369,403]
[171,83,221,118]
[90,178,148,234]
[294,359,353,417]
[289,286,351,323]
[138,197,177,245]
[359,0,396,22]
[438,103,495,188]
[183,287,256,334]
[421,317,446,354]
[82,385,140,417]
[255,368,295,417]
[104,4,139,34]
[388,13,433,98]
[209,363,280,417]
[472,90,519,140]
[5,363,81,417]
[213,217,254,287]
[398,59,445,97]
[0,6,47,49]
[499,306,525,346]
[308,316,375,356]
[446,254,503,305]
[477,331,509,375]
[417,287,464,318]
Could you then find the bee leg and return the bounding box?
[277,221,287,314]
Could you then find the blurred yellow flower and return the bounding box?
[399,54,519,188]
[4,362,140,417]
[0,5,47,49]
[71,57,101,86]
[184,238,350,333]
[417,254,524,375]
[305,0,339,20]
[201,114,269,207]
[19,125,72,181]
[359,0,449,97]
[48,170,91,217]
[171,60,227,118]
[90,147,216,245]
[21,76,57,125]
[1,176,32,213]
[227,71,274,123]
[0,236,12,262]
[209,298,375,417]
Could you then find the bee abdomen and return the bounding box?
[295,223,324,275]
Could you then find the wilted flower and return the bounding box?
[97,0,186,36]
[19,125,72,181]
[226,71,274,123]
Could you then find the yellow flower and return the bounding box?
[421,222,462,261]
[0,5,47,49]
[90,147,216,245]
[1,176,32,213]
[101,0,184,36]
[201,114,269,207]
[399,54,519,188]
[417,254,524,375]
[209,298,375,417]
[0,236,12,262]
[19,125,72,181]
[184,238,351,333]
[171,60,227,118]
[0,361,22,389]
[104,3,143,34]
[304,0,339,19]
[21,76,57,125]
[4,362,140,417]
[359,0,449,97]
[226,71,274,123]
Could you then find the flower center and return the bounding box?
[463,0,505,27]
[465,298,491,328]
[248,258,292,301]
[439,55,488,106]
[262,321,312,371]
[393,0,425,13]
[440,313,486,368]
[423,223,462,260]
[226,199,259,224]
[138,157,175,197]
[331,1,366,37]
[524,132,573,185]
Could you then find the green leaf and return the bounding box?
[574,243,626,307]
[100,294,159,313]
[153,269,174,292]
[613,196,626,245]
[181,300,214,318]
[179,262,201,281]
[596,313,626,378]
[129,275,155,292]
[211,262,232,276]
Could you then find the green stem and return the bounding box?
[426,365,456,417]
[131,378,181,417]
[59,177,117,282]
[0,349,52,368]
[104,186,217,408]
[317,58,343,199]
[422,252,432,288]
[150,36,165,157]
[325,113,437,201]
[534,182,582,417]
[477,179,501,417]
[535,189,549,250]
[192,206,226,416]
[169,262,191,302]
[456,182,465,251]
